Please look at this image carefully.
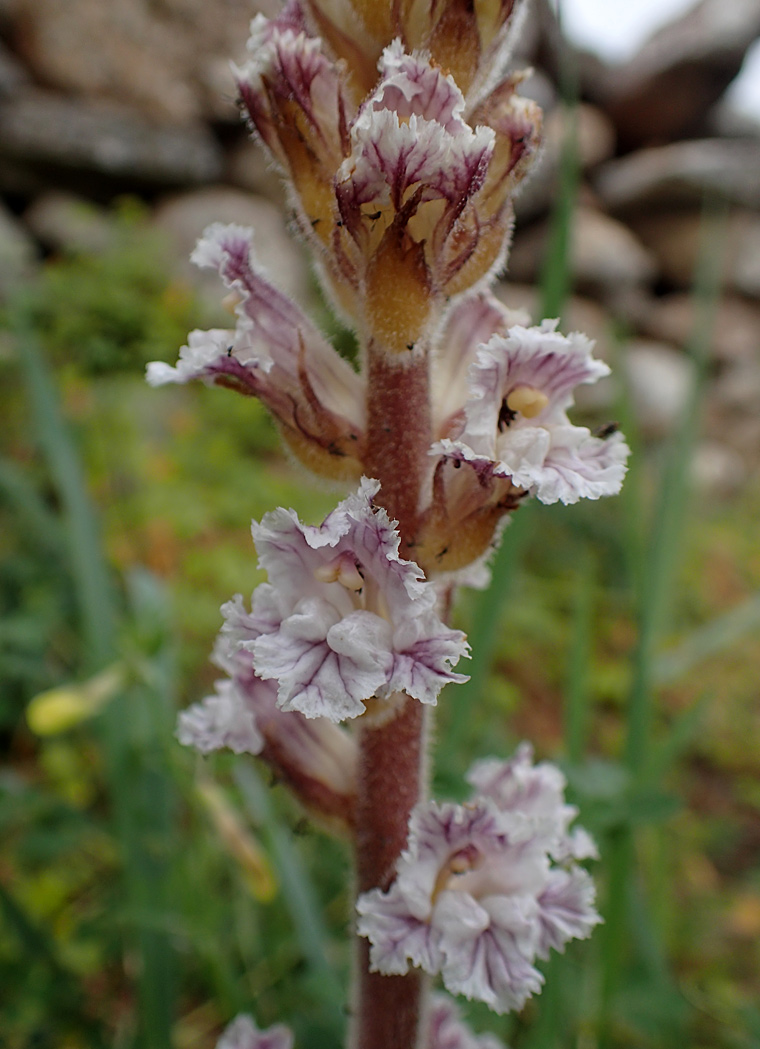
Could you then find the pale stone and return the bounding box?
[508,205,657,295]
[23,191,115,255]
[153,187,312,311]
[10,0,267,122]
[623,340,694,437]
[625,291,760,364]
[691,441,746,496]
[592,0,760,148]
[516,104,617,225]
[595,139,760,212]
[629,209,760,298]
[0,90,222,186]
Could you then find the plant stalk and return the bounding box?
[351,344,432,1049]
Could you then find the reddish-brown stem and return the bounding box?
[364,344,432,553]
[352,699,426,1049]
[351,345,432,1049]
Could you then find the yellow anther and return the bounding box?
[314,558,363,591]
[506,385,549,418]
[336,561,364,592]
[314,562,341,584]
[222,291,242,315]
[448,853,473,875]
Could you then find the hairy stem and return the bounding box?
[351,345,432,1049]
[364,344,431,553]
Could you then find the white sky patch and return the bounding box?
[555,0,698,62]
[555,0,760,119]
[725,37,760,118]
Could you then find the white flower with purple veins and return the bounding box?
[146,223,365,479]
[216,1013,293,1049]
[227,478,468,723]
[357,744,601,1014]
[425,994,507,1049]
[176,613,358,826]
[436,321,629,505]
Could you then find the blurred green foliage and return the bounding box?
[25,199,202,376]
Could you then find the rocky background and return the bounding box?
[1,0,759,491]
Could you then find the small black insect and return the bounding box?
[594,421,619,439]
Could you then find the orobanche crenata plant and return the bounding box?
[148,1,629,1046]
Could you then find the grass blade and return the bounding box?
[233,762,345,1031]
[11,308,116,669]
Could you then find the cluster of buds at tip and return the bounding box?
[236,11,540,355]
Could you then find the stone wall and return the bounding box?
[1,0,759,489]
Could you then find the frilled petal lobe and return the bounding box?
[466,742,578,852]
[372,40,470,133]
[216,1014,293,1049]
[434,890,544,1013]
[336,46,493,250]
[357,745,601,1014]
[146,223,361,418]
[189,604,357,825]
[536,866,601,959]
[226,479,467,722]
[253,604,393,720]
[176,680,262,756]
[434,321,629,505]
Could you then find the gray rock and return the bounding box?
[153,187,312,312]
[516,103,617,225]
[627,291,760,364]
[225,137,287,208]
[10,0,263,122]
[706,359,760,464]
[0,199,38,301]
[623,340,695,437]
[23,191,115,255]
[508,205,657,296]
[691,441,746,495]
[0,89,223,186]
[595,139,760,213]
[0,37,28,97]
[593,0,760,148]
[629,208,760,298]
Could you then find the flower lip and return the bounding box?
[432,321,629,506]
